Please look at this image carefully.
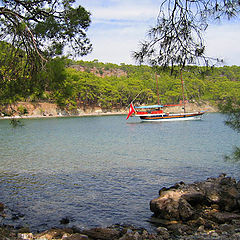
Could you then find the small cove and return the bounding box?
[0,113,239,232]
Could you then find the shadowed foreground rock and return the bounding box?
[149,174,240,239]
[150,174,240,221]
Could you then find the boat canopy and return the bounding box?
[135,105,164,109]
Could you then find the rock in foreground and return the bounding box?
[149,174,240,238]
[150,174,240,221]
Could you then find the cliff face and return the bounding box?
[70,65,127,78]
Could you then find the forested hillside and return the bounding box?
[1,56,240,113]
[50,60,240,111]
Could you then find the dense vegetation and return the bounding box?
[50,60,240,111]
[2,57,239,112]
[0,0,91,110]
[0,0,239,114]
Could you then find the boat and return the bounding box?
[126,103,205,121]
[126,72,205,122]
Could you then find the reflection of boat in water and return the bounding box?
[126,103,205,122]
[126,71,205,122]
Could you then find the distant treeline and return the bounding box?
[1,54,240,110]
[49,60,240,110]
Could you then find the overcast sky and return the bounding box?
[77,0,240,66]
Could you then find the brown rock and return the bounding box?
[219,223,235,232]
[18,233,33,239]
[197,225,205,232]
[187,217,206,228]
[156,227,170,239]
[18,227,30,233]
[0,202,4,211]
[167,223,193,235]
[81,227,120,240]
[34,228,73,239]
[119,233,134,240]
[150,174,240,223]
[63,233,89,240]
[178,198,194,220]
[210,212,240,223]
[233,232,240,239]
[182,192,206,206]
[150,190,183,220]
[219,186,240,211]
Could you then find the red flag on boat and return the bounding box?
[126,103,136,120]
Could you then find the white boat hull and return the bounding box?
[140,114,203,122]
[137,112,205,122]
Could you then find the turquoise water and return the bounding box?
[0,113,239,231]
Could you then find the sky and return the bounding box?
[77,0,240,66]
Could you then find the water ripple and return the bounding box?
[0,114,239,232]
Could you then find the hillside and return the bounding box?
[0,59,239,117]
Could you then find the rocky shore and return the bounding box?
[0,101,217,119]
[0,102,127,119]
[1,174,240,240]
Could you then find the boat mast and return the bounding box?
[155,72,160,105]
[180,70,186,113]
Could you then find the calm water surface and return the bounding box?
[0,113,239,231]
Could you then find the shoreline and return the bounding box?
[0,101,218,121]
[1,174,240,240]
[0,110,216,121]
[0,111,128,120]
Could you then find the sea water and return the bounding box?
[0,113,239,231]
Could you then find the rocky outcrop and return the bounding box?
[150,174,240,222]
[148,174,240,239]
[11,222,240,240]
[4,225,166,240]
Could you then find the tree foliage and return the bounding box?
[220,98,240,162]
[0,41,69,105]
[0,0,92,58]
[41,61,240,112]
[0,0,92,106]
[220,98,240,133]
[133,0,240,68]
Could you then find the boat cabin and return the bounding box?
[135,105,164,116]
